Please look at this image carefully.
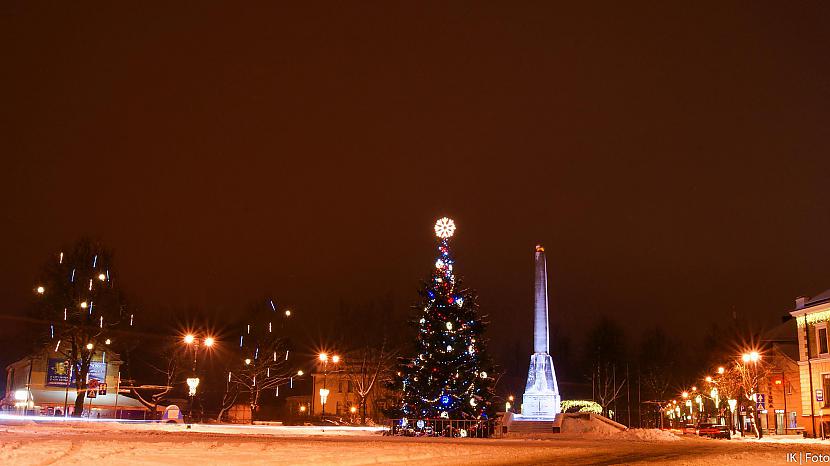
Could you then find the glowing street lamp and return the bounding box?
[204,337,215,347]
[705,376,713,383]
[36,286,45,294]
[80,301,88,309]
[183,334,195,345]
[682,391,689,399]
[297,370,304,376]
[332,355,341,364]
[319,353,328,363]
[350,406,357,414]
[718,366,725,374]
[97,273,106,281]
[86,343,94,350]
[285,310,292,317]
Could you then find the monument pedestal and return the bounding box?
[521,352,560,419]
[522,394,559,419]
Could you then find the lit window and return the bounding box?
[818,324,829,355]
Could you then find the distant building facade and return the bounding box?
[2,346,148,418]
[310,369,397,422]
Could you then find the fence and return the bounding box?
[385,418,498,438]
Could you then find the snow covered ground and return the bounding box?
[1,420,829,465]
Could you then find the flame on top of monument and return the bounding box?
[434,217,456,239]
[535,245,544,252]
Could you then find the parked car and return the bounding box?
[697,423,731,439]
[682,424,697,435]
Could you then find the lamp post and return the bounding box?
[183,334,216,424]
[318,352,341,420]
[741,351,762,438]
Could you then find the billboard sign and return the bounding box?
[46,359,106,387]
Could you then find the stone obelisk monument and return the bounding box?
[521,245,561,419]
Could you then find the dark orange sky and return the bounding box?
[2,2,829,376]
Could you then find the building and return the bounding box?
[790,291,830,437]
[310,369,397,423]
[2,345,148,418]
[759,320,803,435]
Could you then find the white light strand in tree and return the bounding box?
[88,279,93,291]
[59,252,63,264]
[239,336,243,347]
[54,340,60,352]
[50,324,54,339]
[99,316,103,328]
[92,255,97,268]
[285,350,289,361]
[270,300,276,311]
[130,314,134,326]
[269,322,272,333]
[63,308,67,321]
[70,269,75,282]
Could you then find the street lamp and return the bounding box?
[318,352,341,420]
[36,286,45,294]
[182,333,216,423]
[718,366,725,375]
[740,350,762,438]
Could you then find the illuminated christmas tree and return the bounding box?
[394,218,496,419]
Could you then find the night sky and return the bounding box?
[2,3,829,383]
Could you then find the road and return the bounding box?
[0,422,826,465]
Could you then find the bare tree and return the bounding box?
[128,353,181,416]
[344,339,395,424]
[735,357,770,438]
[593,361,626,417]
[225,300,304,422]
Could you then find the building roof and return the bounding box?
[761,318,799,361]
[807,289,830,307]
